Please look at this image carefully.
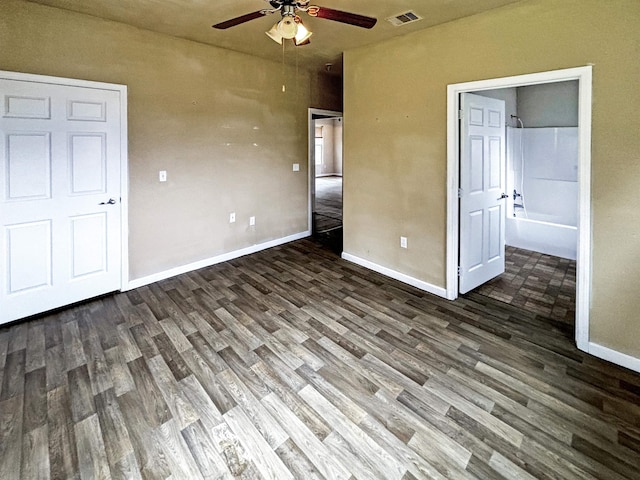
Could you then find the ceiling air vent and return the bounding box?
[386,11,423,27]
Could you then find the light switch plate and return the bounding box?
[159,170,167,182]
[293,163,300,172]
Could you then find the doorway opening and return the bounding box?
[308,109,343,253]
[469,82,579,329]
[446,66,592,352]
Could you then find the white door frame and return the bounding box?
[0,69,129,291]
[445,66,592,352]
[307,108,342,234]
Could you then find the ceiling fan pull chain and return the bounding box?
[282,40,286,93]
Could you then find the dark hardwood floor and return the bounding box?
[1,239,639,479]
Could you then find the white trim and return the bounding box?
[308,108,342,234]
[446,66,593,351]
[118,85,130,292]
[0,69,129,294]
[575,67,593,352]
[341,253,448,298]
[125,231,310,290]
[588,343,640,374]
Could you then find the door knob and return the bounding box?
[99,198,116,205]
[497,193,509,200]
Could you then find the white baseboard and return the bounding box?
[341,252,447,299]
[588,342,640,374]
[125,231,310,291]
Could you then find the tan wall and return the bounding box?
[0,0,317,280]
[334,120,343,176]
[310,72,343,113]
[315,119,336,175]
[343,0,640,357]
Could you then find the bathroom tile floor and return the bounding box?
[472,246,576,327]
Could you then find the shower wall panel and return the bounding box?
[506,127,579,259]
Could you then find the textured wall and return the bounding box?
[343,0,640,357]
[315,119,335,175]
[518,81,579,127]
[0,0,315,280]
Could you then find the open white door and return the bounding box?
[0,76,123,324]
[459,93,506,294]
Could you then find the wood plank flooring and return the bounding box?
[1,239,640,479]
[314,176,342,233]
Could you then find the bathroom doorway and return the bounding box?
[471,81,578,327]
[446,66,592,352]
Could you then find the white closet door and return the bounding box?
[0,77,123,324]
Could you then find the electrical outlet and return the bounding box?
[292,163,300,172]
[400,236,408,249]
[229,212,236,223]
[249,216,255,226]
[159,170,167,182]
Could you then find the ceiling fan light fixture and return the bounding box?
[265,23,283,44]
[277,16,297,39]
[294,21,312,45]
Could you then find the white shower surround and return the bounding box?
[506,127,578,260]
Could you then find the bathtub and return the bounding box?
[506,214,577,260]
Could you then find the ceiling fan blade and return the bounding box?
[310,7,377,29]
[212,10,268,29]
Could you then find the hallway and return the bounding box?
[313,176,342,234]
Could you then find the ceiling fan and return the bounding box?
[212,0,377,46]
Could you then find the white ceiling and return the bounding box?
[26,0,524,75]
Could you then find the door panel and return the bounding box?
[67,100,106,121]
[468,210,484,269]
[488,137,502,188]
[488,206,502,260]
[470,137,484,192]
[7,220,52,293]
[0,77,122,324]
[7,133,51,200]
[5,95,51,119]
[70,133,106,195]
[459,93,506,294]
[70,213,107,279]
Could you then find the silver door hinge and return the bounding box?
[458,188,463,198]
[457,266,462,276]
[458,109,463,120]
